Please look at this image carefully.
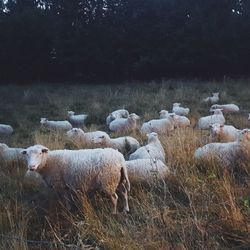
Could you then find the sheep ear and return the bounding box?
[21,150,27,155]
[41,148,48,153]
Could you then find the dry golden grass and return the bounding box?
[0,79,250,249]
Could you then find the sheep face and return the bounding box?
[22,145,49,171]
[68,111,75,117]
[212,92,219,97]
[91,135,107,145]
[40,118,48,124]
[129,113,140,120]
[67,128,84,138]
[147,132,158,143]
[209,123,223,137]
[0,143,8,151]
[173,103,181,107]
[239,129,250,143]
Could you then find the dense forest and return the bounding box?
[0,0,249,82]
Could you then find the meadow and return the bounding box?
[0,79,250,249]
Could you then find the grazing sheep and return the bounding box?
[21,145,130,214]
[209,123,240,142]
[0,143,25,164]
[129,132,166,163]
[40,118,72,132]
[0,124,13,136]
[92,133,140,155]
[194,129,250,169]
[66,128,107,148]
[106,109,129,126]
[198,109,225,130]
[109,113,140,134]
[141,117,175,135]
[172,103,190,116]
[202,92,219,104]
[172,114,191,128]
[68,111,88,127]
[126,159,169,181]
[210,104,239,114]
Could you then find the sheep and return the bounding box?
[202,92,219,104]
[172,114,191,128]
[0,143,25,164]
[109,113,140,134]
[40,118,72,132]
[66,128,107,148]
[248,113,250,121]
[68,111,88,127]
[209,123,240,142]
[106,109,129,126]
[92,133,140,155]
[129,132,166,163]
[194,129,250,170]
[126,159,169,181]
[210,104,239,114]
[198,109,225,130]
[159,110,170,119]
[0,124,13,136]
[21,145,130,214]
[141,117,175,135]
[172,103,190,116]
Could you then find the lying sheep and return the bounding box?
[209,123,240,142]
[68,111,88,127]
[159,111,190,128]
[210,104,239,114]
[40,118,72,132]
[129,132,166,163]
[202,92,219,104]
[141,117,174,135]
[66,128,107,148]
[109,113,140,134]
[159,110,170,119]
[126,159,169,181]
[198,109,225,130]
[172,103,190,116]
[194,129,250,169]
[106,109,129,126]
[92,133,140,155]
[0,124,13,136]
[0,143,25,164]
[21,145,130,214]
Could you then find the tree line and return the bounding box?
[0,0,249,82]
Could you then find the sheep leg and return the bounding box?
[117,183,129,213]
[110,193,118,214]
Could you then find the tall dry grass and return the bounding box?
[0,79,250,249]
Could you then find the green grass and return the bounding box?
[0,79,250,249]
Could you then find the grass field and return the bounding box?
[0,79,250,249]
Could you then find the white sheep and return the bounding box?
[172,103,190,116]
[106,109,129,126]
[0,124,13,136]
[210,104,239,114]
[140,117,175,135]
[129,132,166,163]
[92,133,140,155]
[40,118,72,132]
[159,111,190,128]
[198,109,225,130]
[0,143,25,164]
[194,129,250,169]
[66,128,107,148]
[202,92,219,104]
[209,123,240,142]
[68,111,88,127]
[126,159,169,181]
[159,110,170,119]
[21,145,130,214]
[248,113,250,121]
[109,113,140,133]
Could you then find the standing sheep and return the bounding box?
[209,123,240,142]
[0,143,25,164]
[210,104,239,114]
[0,124,13,136]
[92,133,140,155]
[202,92,219,104]
[21,145,130,214]
[172,103,190,116]
[198,109,225,130]
[40,118,72,132]
[68,111,88,127]
[109,113,140,134]
[106,109,129,126]
[129,132,166,163]
[66,128,107,148]
[126,159,169,181]
[194,129,250,170]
